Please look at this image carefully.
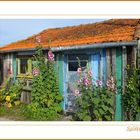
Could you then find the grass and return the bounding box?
[0,105,27,121]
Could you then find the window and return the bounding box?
[17,57,32,75]
[68,54,88,71]
[20,58,28,74]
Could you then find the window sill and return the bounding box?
[16,74,33,79]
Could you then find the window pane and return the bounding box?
[20,59,28,74]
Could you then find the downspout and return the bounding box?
[51,41,137,52]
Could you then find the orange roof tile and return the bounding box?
[0,19,140,52]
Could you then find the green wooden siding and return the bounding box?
[115,47,122,121]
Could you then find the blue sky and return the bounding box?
[0,19,106,46]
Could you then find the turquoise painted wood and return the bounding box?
[63,54,68,110]
[58,54,64,109]
[91,53,100,82]
[115,47,122,121]
[12,54,16,81]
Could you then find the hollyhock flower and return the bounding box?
[85,78,91,87]
[78,78,83,84]
[88,71,93,77]
[106,80,110,87]
[110,76,114,83]
[48,51,54,61]
[33,68,40,76]
[97,80,102,86]
[35,36,41,43]
[77,68,82,73]
[74,89,79,96]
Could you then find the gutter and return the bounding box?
[51,41,137,52]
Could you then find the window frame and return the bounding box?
[17,56,32,78]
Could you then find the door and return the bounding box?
[65,54,89,112]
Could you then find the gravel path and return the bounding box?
[0,117,13,121]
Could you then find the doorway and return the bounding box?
[65,54,89,112]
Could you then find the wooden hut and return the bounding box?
[0,19,140,120]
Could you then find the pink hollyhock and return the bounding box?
[35,36,41,43]
[78,78,83,84]
[48,51,54,61]
[74,89,79,96]
[33,68,40,76]
[88,71,93,77]
[85,78,91,87]
[106,80,110,87]
[77,68,82,73]
[97,80,102,86]
[110,76,114,83]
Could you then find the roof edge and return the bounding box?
[51,41,138,52]
[0,41,137,54]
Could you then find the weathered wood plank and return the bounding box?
[63,54,68,111]
[106,48,111,79]
[122,46,127,94]
[91,53,100,82]
[112,48,116,77]
[115,47,122,121]
[103,48,106,84]
[122,46,127,121]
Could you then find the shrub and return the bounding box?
[123,65,140,121]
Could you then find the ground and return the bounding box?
[0,106,73,121]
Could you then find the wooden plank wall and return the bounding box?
[3,53,13,80]
[91,52,100,83]
[57,53,65,110]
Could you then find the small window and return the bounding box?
[20,58,28,74]
[17,57,32,75]
[68,54,88,71]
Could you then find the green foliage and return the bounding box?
[73,62,116,121]
[0,77,22,108]
[24,45,63,121]
[123,65,140,121]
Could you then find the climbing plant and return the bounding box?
[24,40,63,120]
[123,65,140,121]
